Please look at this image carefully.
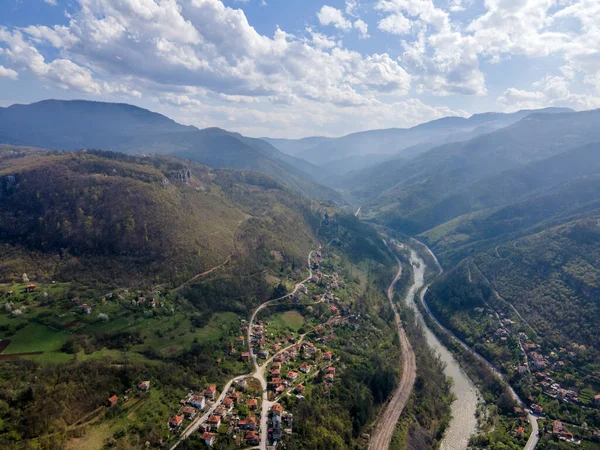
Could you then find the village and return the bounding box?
[158,244,359,448]
[472,305,600,446]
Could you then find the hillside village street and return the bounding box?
[170,251,316,450]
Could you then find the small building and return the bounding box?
[189,395,205,409]
[137,380,150,391]
[207,415,221,430]
[245,431,260,445]
[299,364,311,374]
[236,336,245,345]
[294,384,305,394]
[323,351,333,361]
[247,398,258,410]
[26,284,37,293]
[287,371,299,381]
[272,403,283,416]
[239,417,256,430]
[6,290,14,297]
[169,415,184,429]
[107,395,118,407]
[202,431,216,446]
[204,384,217,399]
[594,394,600,407]
[530,404,543,415]
[182,406,197,419]
[241,352,250,362]
[515,426,525,438]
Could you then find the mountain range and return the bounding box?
[264,107,573,175]
[0,100,340,202]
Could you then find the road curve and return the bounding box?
[249,250,315,450]
[171,250,316,450]
[368,252,417,450]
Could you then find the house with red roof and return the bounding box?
[107,395,118,407]
[202,432,216,446]
[169,415,184,429]
[204,384,217,399]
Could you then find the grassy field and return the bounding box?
[280,310,305,331]
[1,321,69,354]
[134,311,240,355]
[263,310,306,336]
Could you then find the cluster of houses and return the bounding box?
[168,384,217,432]
[552,421,580,444]
[200,386,262,447]
[266,342,336,400]
[173,379,265,447]
[3,283,38,296]
[534,372,580,404]
[247,320,271,360]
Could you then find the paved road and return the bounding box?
[368,251,417,450]
[249,251,314,450]
[171,250,316,450]
[171,373,248,448]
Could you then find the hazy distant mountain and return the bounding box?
[262,136,333,157]
[349,108,600,234]
[0,100,341,202]
[265,107,573,175]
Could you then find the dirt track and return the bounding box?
[368,253,417,450]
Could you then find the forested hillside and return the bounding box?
[350,109,600,234]
[0,147,318,287]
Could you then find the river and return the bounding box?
[403,248,480,450]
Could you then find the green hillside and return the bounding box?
[0,147,318,287]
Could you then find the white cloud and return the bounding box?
[0,0,411,110]
[159,93,202,107]
[44,0,58,5]
[317,5,352,31]
[377,12,412,35]
[498,72,600,111]
[0,27,139,96]
[0,65,18,80]
[345,0,359,17]
[306,28,338,49]
[353,19,369,39]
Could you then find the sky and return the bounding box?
[0,0,599,138]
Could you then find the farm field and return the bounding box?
[0,321,68,354]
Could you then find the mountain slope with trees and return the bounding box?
[0,147,318,287]
[0,100,340,202]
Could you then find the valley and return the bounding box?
[1,100,600,450]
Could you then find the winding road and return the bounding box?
[171,250,316,450]
[368,250,417,450]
